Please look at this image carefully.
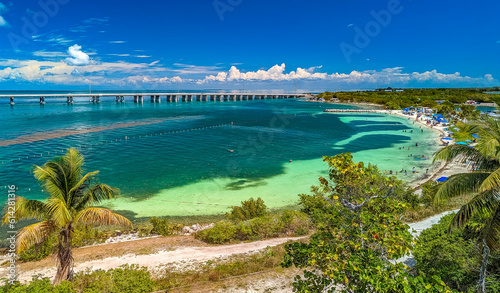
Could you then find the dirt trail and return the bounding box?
[9,236,304,283]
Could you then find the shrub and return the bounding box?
[72,224,106,247]
[18,234,56,262]
[149,217,173,236]
[195,222,236,244]
[73,264,154,293]
[420,181,443,206]
[0,277,74,293]
[227,197,267,222]
[413,214,480,292]
[196,210,312,244]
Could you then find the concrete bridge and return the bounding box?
[0,93,305,105]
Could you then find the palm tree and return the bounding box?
[433,117,500,293]
[2,148,132,284]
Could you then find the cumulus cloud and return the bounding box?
[198,64,497,87]
[65,45,90,66]
[0,58,496,89]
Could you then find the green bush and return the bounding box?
[149,217,173,236]
[18,225,107,262]
[73,264,153,293]
[420,181,443,206]
[196,210,312,244]
[414,214,480,292]
[18,234,56,262]
[71,225,106,247]
[196,222,237,244]
[0,277,74,293]
[227,197,267,222]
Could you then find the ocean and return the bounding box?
[0,96,440,222]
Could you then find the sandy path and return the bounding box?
[13,236,305,283]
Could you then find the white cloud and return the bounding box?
[198,64,497,86]
[65,44,90,66]
[0,2,9,27]
[109,41,126,44]
[135,55,151,58]
[108,53,130,57]
[0,57,496,89]
[33,51,66,58]
[149,60,160,66]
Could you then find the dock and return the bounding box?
[0,93,306,106]
[324,109,382,113]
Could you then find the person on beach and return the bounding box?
[426,168,429,173]
[415,142,418,147]
[412,167,416,173]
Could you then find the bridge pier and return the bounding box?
[133,95,142,103]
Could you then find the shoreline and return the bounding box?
[323,108,454,189]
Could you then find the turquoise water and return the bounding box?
[0,99,440,220]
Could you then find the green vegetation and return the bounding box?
[149,217,174,236]
[282,153,455,292]
[227,197,267,222]
[414,214,481,292]
[1,149,132,284]
[316,88,500,110]
[1,265,154,293]
[195,210,312,244]
[434,117,500,292]
[1,246,292,293]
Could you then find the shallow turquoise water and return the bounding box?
[0,99,440,220]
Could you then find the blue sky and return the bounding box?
[0,0,498,91]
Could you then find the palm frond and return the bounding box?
[1,197,47,224]
[32,164,66,201]
[451,190,499,228]
[16,221,56,253]
[482,204,500,252]
[67,170,99,207]
[434,172,492,203]
[74,207,132,227]
[46,197,71,227]
[80,183,120,207]
[433,145,497,170]
[479,168,500,193]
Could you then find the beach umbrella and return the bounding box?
[472,134,480,139]
[436,177,449,182]
[456,141,469,145]
[442,137,453,140]
[465,139,473,143]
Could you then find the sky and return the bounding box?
[0,0,498,91]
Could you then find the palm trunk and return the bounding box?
[53,224,74,285]
[478,239,490,293]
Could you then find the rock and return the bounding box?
[181,226,191,234]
